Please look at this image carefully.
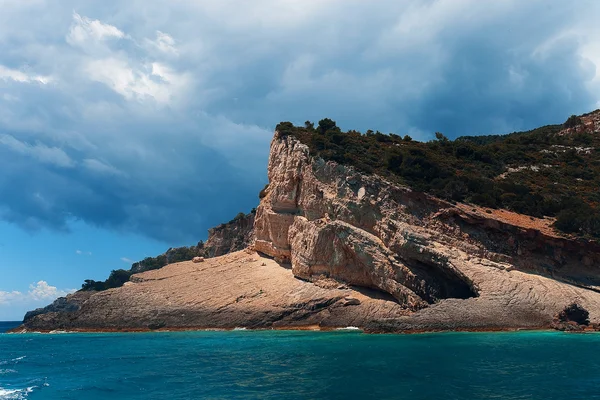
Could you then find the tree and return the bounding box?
[304,121,314,130]
[275,121,294,135]
[105,269,132,289]
[386,152,403,173]
[317,118,339,134]
[435,132,449,142]
[81,279,105,291]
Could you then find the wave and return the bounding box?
[0,386,34,400]
[0,369,17,375]
[0,357,26,366]
[233,327,248,331]
[335,326,362,331]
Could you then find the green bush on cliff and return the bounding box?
[278,116,600,238]
[81,269,132,291]
[564,115,583,129]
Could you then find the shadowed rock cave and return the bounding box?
[401,258,478,304]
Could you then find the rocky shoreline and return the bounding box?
[11,248,598,334]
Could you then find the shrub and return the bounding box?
[564,115,583,129]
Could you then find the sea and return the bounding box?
[1,322,600,400]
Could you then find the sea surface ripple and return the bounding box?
[1,326,600,399]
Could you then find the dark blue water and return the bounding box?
[1,329,600,399]
[0,323,21,334]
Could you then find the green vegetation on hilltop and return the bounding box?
[277,114,600,238]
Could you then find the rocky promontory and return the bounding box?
[13,122,600,333]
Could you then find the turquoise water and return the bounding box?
[1,328,600,399]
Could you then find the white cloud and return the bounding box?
[0,134,74,167]
[67,12,125,47]
[0,281,75,305]
[64,12,191,105]
[120,257,134,263]
[0,65,51,84]
[75,250,92,255]
[28,280,74,300]
[85,58,190,104]
[147,31,178,55]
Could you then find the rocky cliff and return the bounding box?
[14,130,600,333]
[253,131,600,330]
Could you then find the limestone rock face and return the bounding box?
[288,217,429,310]
[254,133,480,308]
[252,131,600,330]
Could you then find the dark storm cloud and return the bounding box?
[0,0,598,242]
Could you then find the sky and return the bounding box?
[1,0,600,320]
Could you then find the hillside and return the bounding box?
[277,111,600,238]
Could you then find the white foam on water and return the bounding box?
[233,327,248,331]
[0,386,34,400]
[335,326,362,331]
[0,357,25,366]
[0,388,20,398]
[0,369,17,375]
